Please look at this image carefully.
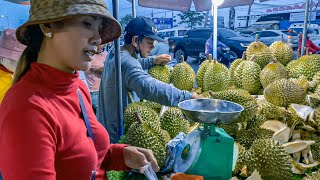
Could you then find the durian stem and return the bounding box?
[135,110,144,124]
[271,58,277,63]
[306,47,310,55]
[281,34,284,42]
[209,54,212,63]
[255,34,259,42]
[214,58,217,64]
[242,51,246,60]
[249,55,256,62]
[128,92,135,103]
[181,55,185,62]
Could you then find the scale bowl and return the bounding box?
[178,98,244,124]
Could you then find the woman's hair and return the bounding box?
[13,22,64,84]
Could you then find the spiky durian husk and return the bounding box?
[140,100,162,113]
[295,54,320,81]
[233,143,248,175]
[196,59,211,90]
[286,60,301,78]
[234,60,261,94]
[210,89,259,123]
[124,121,168,167]
[246,114,268,129]
[171,62,195,91]
[258,102,290,120]
[148,65,170,83]
[202,60,230,92]
[264,79,306,107]
[229,58,245,86]
[160,107,190,139]
[246,41,272,69]
[235,128,273,149]
[247,139,293,180]
[303,170,320,180]
[269,41,294,66]
[260,61,288,89]
[124,103,159,133]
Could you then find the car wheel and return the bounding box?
[175,49,186,62]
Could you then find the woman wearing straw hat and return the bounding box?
[0,0,160,180]
[0,28,26,104]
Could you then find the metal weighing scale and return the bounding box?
[175,98,244,180]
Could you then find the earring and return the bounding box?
[45,32,53,38]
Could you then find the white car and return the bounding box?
[250,30,299,49]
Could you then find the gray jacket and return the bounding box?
[97,48,192,143]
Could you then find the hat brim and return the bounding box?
[16,3,122,45]
[0,47,23,61]
[145,34,166,43]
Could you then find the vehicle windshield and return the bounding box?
[219,29,239,38]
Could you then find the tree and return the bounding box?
[175,11,206,29]
[119,14,133,30]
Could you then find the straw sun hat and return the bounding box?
[16,0,121,45]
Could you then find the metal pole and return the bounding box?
[246,4,252,28]
[112,0,123,142]
[132,0,137,18]
[301,0,310,56]
[212,4,218,59]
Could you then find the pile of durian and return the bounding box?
[108,34,320,180]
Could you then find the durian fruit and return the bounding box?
[246,114,267,129]
[124,102,159,133]
[234,55,261,94]
[269,34,294,66]
[124,111,168,167]
[201,91,211,98]
[229,52,246,87]
[246,34,272,69]
[160,107,190,139]
[258,102,291,120]
[295,54,320,81]
[202,58,230,92]
[311,136,320,161]
[106,171,128,180]
[291,75,309,92]
[286,60,300,78]
[140,100,162,113]
[171,55,195,91]
[264,79,306,107]
[303,170,320,180]
[218,122,241,136]
[209,89,259,123]
[235,128,273,149]
[287,104,314,126]
[148,65,170,83]
[247,139,293,180]
[309,72,320,91]
[196,54,213,90]
[260,59,288,89]
[233,143,248,175]
[315,84,320,97]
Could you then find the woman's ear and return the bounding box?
[39,24,55,38]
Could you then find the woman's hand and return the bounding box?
[123,146,160,172]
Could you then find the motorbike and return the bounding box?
[199,40,237,67]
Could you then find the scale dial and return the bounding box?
[174,130,202,173]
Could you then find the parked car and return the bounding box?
[250,30,299,49]
[157,28,188,40]
[289,23,320,42]
[168,28,253,60]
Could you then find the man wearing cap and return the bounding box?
[98,17,200,143]
[0,29,25,104]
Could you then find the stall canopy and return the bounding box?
[137,0,271,12]
[4,0,30,5]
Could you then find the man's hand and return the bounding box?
[123,146,160,172]
[191,92,203,99]
[153,54,171,65]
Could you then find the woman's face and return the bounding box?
[43,15,104,73]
